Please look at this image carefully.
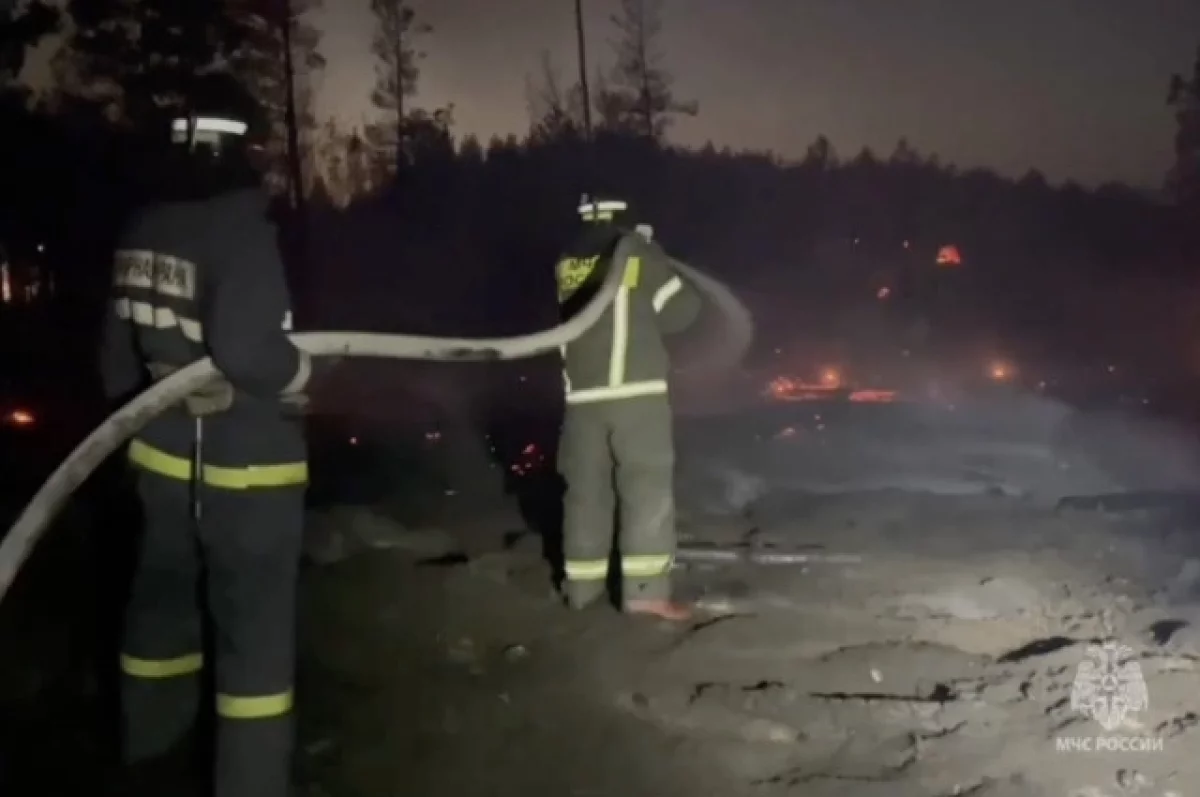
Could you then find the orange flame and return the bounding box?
[6,409,34,426]
[935,244,962,266]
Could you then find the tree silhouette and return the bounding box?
[1167,45,1200,210]
[344,129,377,197]
[0,0,59,90]
[524,51,629,142]
[4,7,1192,380]
[525,51,584,143]
[316,117,350,203]
[605,0,696,139]
[230,0,326,203]
[61,0,258,127]
[310,116,386,206]
[802,135,839,171]
[366,0,431,173]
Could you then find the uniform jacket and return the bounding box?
[98,187,309,467]
[555,223,701,404]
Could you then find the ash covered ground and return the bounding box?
[5,392,1200,797]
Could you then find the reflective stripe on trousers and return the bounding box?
[123,438,303,724]
[558,394,677,605]
[121,652,204,679]
[120,656,294,720]
[216,690,295,720]
[128,439,308,489]
[563,554,673,582]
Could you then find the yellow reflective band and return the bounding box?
[129,439,191,479]
[217,690,294,719]
[564,559,609,581]
[203,462,308,490]
[608,287,630,386]
[623,256,641,288]
[622,554,673,577]
[120,652,204,679]
[128,439,308,489]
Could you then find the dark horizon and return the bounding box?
[17,0,1200,190]
[320,0,1198,189]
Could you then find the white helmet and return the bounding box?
[577,195,628,222]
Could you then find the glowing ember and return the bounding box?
[848,390,896,403]
[988,361,1013,381]
[766,376,897,403]
[765,376,835,401]
[935,244,962,266]
[6,409,34,426]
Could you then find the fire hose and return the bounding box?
[0,255,752,603]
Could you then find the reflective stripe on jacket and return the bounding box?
[99,187,307,407]
[555,226,699,404]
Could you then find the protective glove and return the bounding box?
[184,376,234,415]
[147,361,234,415]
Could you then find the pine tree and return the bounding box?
[365,0,430,173]
[523,53,633,141]
[525,51,583,142]
[228,0,326,203]
[62,0,258,127]
[605,0,696,139]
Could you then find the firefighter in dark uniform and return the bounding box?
[98,72,312,797]
[555,196,701,621]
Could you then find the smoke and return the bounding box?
[668,258,755,375]
[667,259,757,416]
[676,461,767,517]
[677,392,1200,516]
[1056,409,1200,493]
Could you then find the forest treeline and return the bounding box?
[1,1,1199,361]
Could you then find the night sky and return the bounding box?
[315,0,1199,189]
[21,0,1200,188]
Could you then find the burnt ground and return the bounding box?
[3,468,1200,796]
[296,545,746,797]
[293,489,1200,797]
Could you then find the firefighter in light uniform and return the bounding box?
[555,196,701,621]
[99,73,313,797]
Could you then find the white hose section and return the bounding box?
[0,253,750,603]
[668,257,754,373]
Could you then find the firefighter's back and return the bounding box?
[557,223,624,391]
[115,186,305,469]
